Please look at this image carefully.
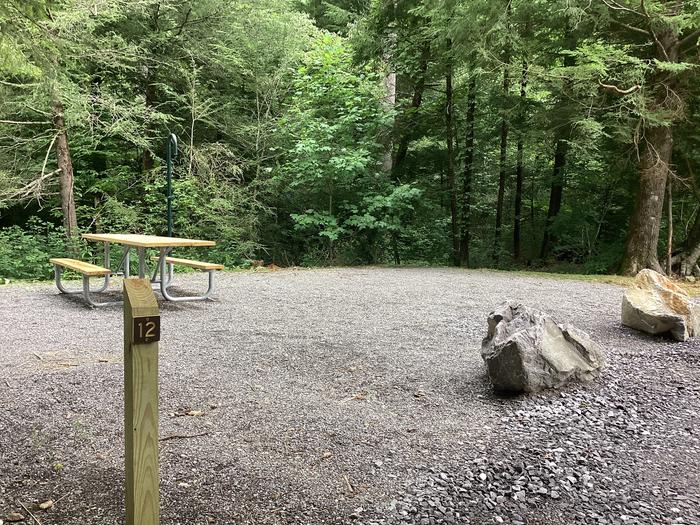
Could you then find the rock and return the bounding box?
[621,269,700,341]
[481,302,604,393]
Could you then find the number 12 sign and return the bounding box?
[133,316,161,344]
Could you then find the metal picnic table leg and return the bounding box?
[80,241,112,294]
[157,247,215,302]
[150,248,173,287]
[137,247,146,279]
[53,265,121,307]
[82,275,122,307]
[124,247,130,277]
[92,241,111,293]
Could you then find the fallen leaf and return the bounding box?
[39,500,54,510]
[5,512,24,522]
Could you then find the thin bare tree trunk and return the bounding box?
[540,28,576,260]
[381,0,397,174]
[540,138,568,258]
[460,71,477,267]
[445,43,459,267]
[143,68,156,172]
[514,59,528,260]
[494,0,512,265]
[392,46,429,177]
[51,96,78,239]
[667,176,673,275]
[382,68,396,173]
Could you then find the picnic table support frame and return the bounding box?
[53,265,121,307]
[157,248,215,302]
[123,247,130,278]
[137,247,147,278]
[103,242,111,271]
[124,279,160,525]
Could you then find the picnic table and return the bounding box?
[50,233,223,307]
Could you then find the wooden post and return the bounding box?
[123,279,160,525]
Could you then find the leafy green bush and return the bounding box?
[0,218,73,280]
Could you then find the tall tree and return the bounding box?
[445,38,459,266]
[460,69,477,267]
[513,59,527,260]
[494,0,512,265]
[604,0,700,274]
[540,26,576,260]
[51,94,78,238]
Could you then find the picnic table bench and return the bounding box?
[50,233,223,307]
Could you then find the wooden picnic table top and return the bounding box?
[82,233,216,248]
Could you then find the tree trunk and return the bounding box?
[382,67,396,173]
[540,30,576,260]
[51,96,78,239]
[672,202,700,275]
[540,138,568,258]
[666,176,673,275]
[620,126,673,274]
[381,1,397,174]
[514,59,528,260]
[143,73,156,172]
[445,46,459,267]
[493,0,512,266]
[392,47,429,177]
[142,7,160,172]
[460,72,477,267]
[620,28,680,275]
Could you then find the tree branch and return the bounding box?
[173,7,192,37]
[0,119,50,125]
[0,80,39,88]
[639,0,671,62]
[680,28,700,48]
[600,0,644,17]
[609,18,651,36]
[598,80,641,95]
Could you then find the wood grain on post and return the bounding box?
[123,279,160,525]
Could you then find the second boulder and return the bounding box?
[481,302,605,393]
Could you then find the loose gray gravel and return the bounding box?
[0,268,698,525]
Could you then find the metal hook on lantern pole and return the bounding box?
[166,133,178,237]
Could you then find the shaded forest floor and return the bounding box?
[1,268,698,524]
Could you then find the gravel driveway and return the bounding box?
[0,268,698,525]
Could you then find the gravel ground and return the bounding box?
[0,267,698,525]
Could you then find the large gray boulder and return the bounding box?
[481,303,605,393]
[621,269,700,341]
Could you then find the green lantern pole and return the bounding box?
[166,133,178,237]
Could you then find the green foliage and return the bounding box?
[276,33,415,263]
[1,0,699,277]
[0,219,72,280]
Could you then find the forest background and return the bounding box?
[1,0,699,280]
